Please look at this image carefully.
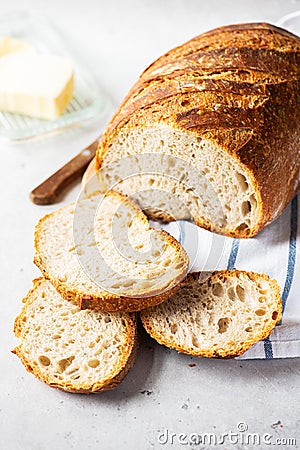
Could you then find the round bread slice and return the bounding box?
[140,270,282,358]
[13,278,138,393]
[34,190,189,312]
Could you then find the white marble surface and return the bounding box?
[1,1,300,449]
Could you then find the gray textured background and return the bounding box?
[1,1,299,449]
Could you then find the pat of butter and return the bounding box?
[0,36,33,56]
[0,53,74,119]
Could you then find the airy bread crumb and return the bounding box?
[34,190,189,312]
[13,278,138,393]
[141,269,282,358]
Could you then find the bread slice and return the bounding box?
[95,23,300,238]
[13,278,138,393]
[34,191,189,312]
[140,270,282,358]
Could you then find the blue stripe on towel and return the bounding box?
[282,196,298,313]
[264,337,274,359]
[178,221,185,245]
[227,239,240,270]
[264,195,298,358]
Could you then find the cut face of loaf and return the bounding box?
[140,270,282,358]
[95,23,300,238]
[96,128,259,233]
[13,279,138,393]
[34,191,189,312]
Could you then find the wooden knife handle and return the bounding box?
[30,140,98,205]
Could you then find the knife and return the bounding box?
[30,139,98,205]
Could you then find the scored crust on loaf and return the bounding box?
[13,278,138,393]
[140,270,282,358]
[95,23,300,238]
[34,190,189,312]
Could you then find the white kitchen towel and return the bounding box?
[155,193,299,359]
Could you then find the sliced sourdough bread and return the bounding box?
[13,278,138,393]
[34,191,189,312]
[94,23,300,238]
[140,270,282,358]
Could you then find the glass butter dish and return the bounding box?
[0,11,113,141]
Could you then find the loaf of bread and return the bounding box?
[94,23,300,238]
[141,270,282,358]
[34,191,189,312]
[13,278,138,393]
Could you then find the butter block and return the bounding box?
[0,53,74,119]
[0,36,33,56]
